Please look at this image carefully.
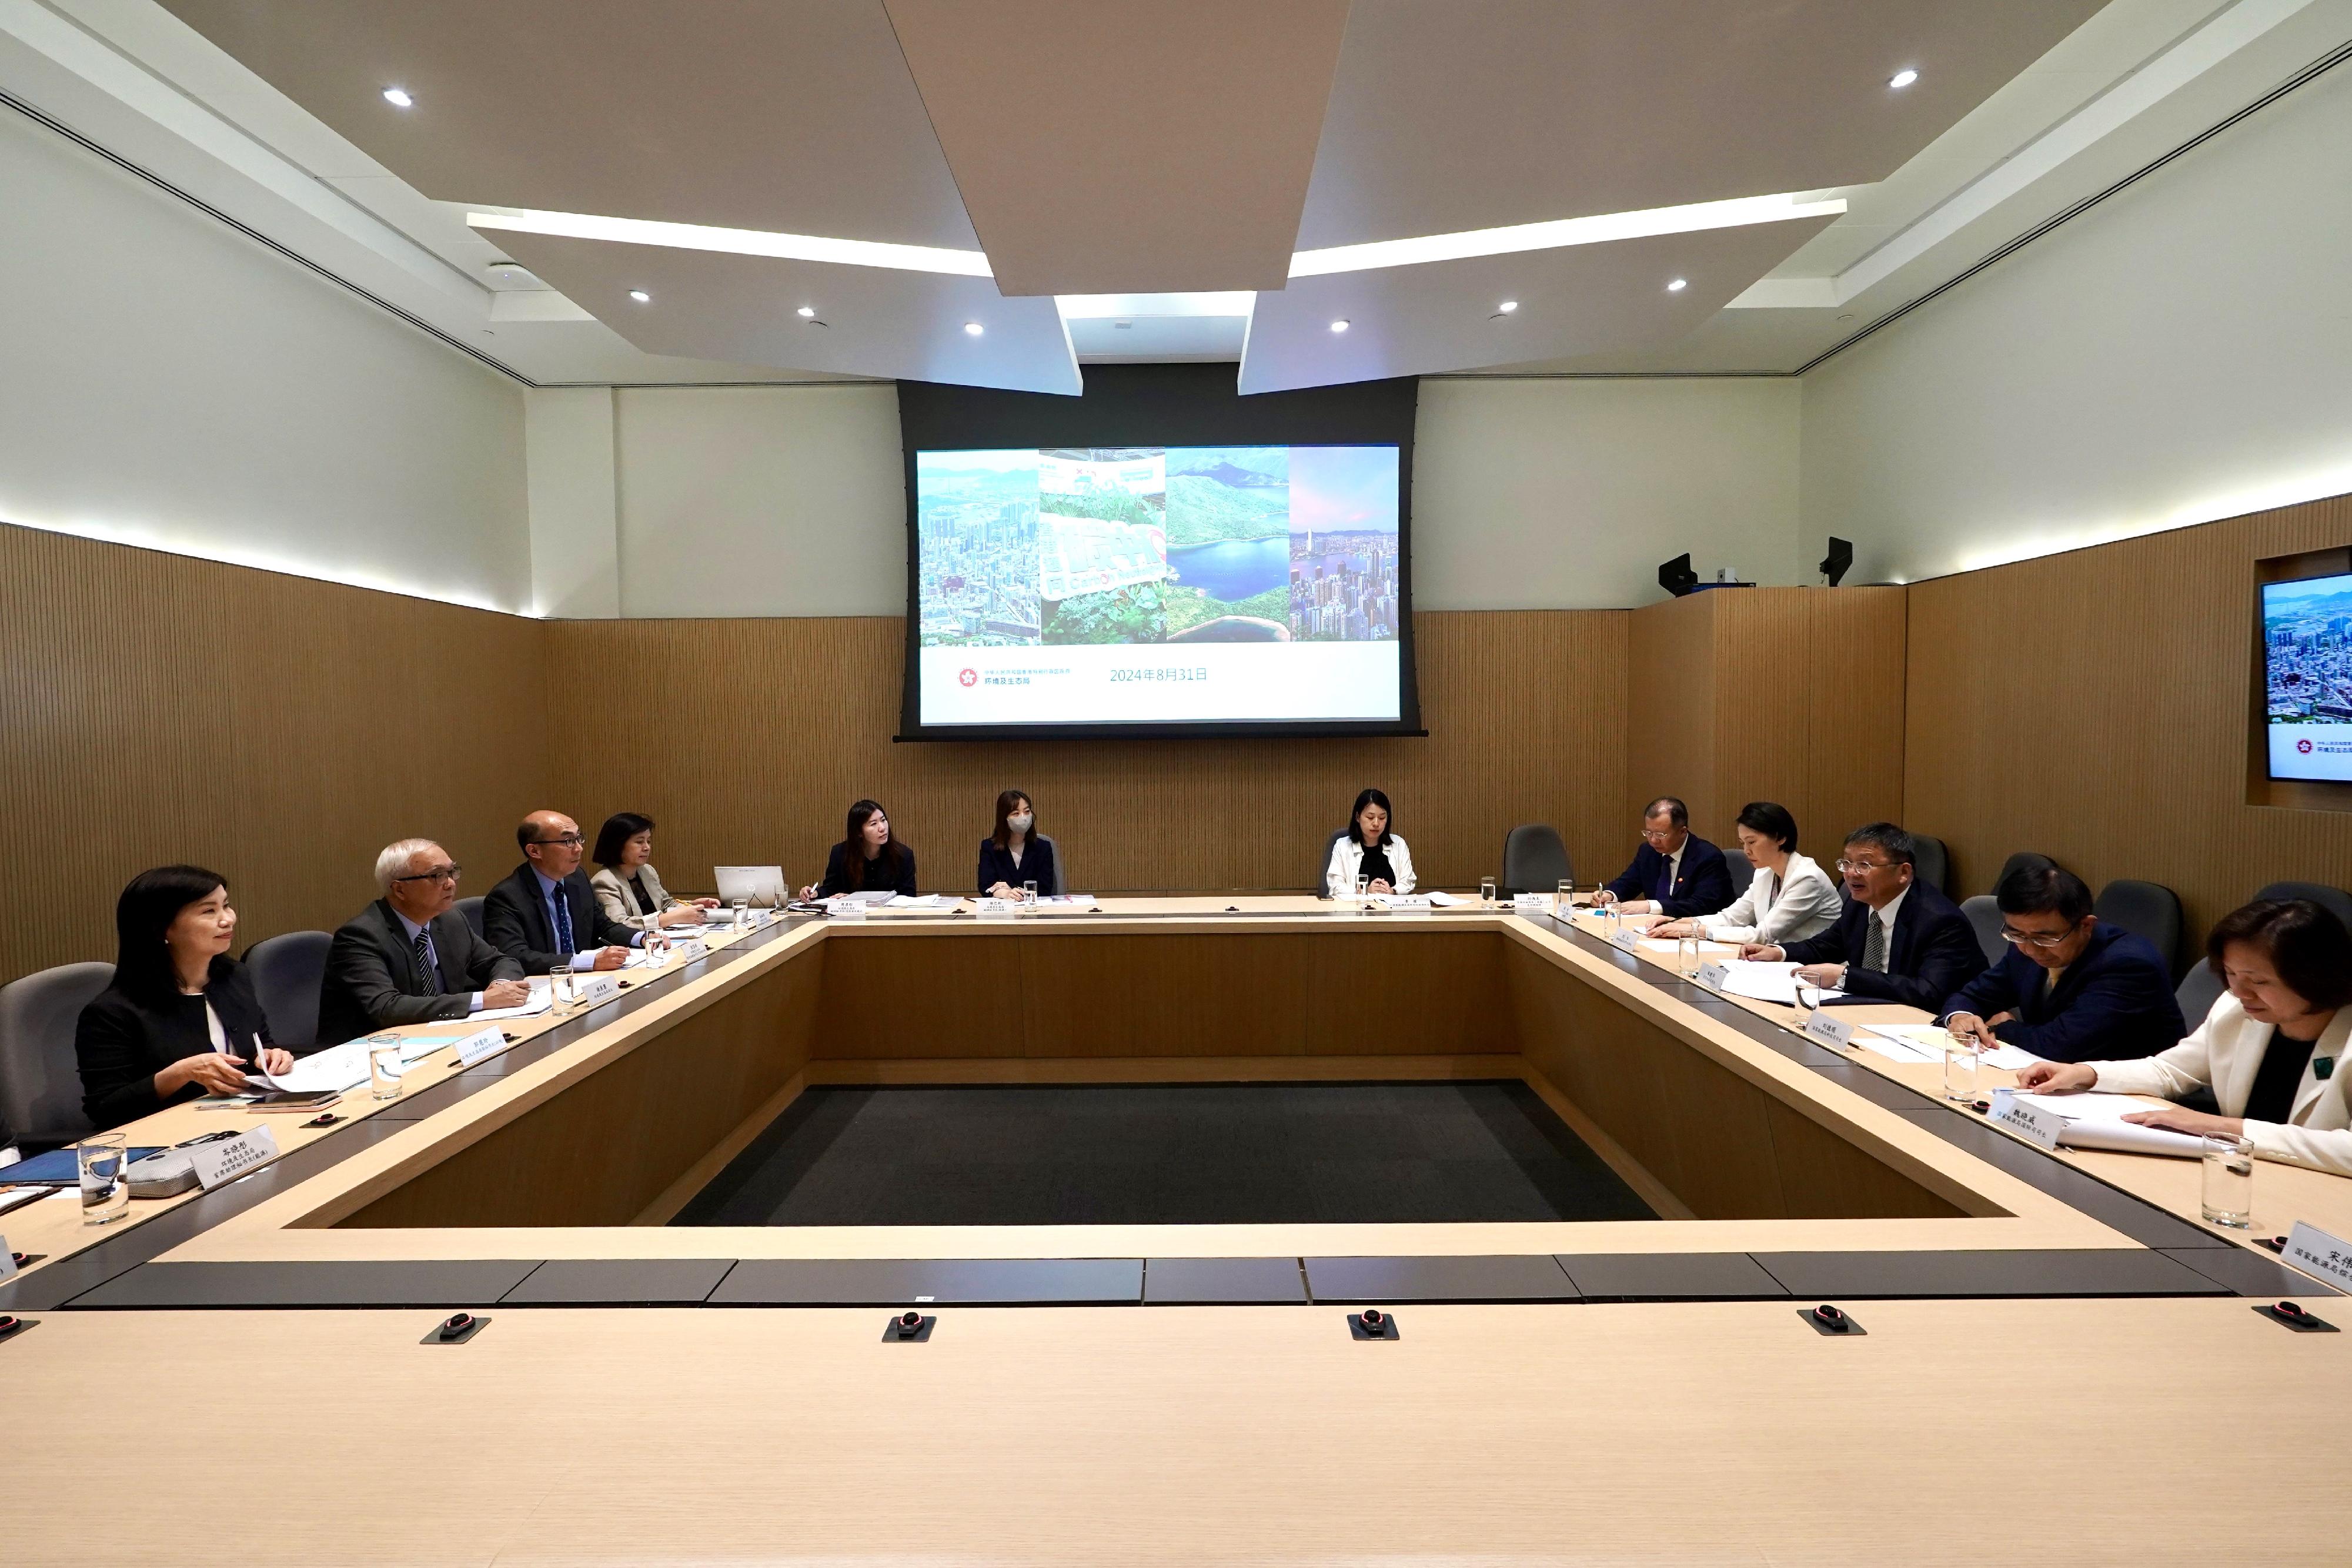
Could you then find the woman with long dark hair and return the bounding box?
[978,789,1057,898]
[75,865,296,1129]
[803,800,919,899]
[1324,788,1414,896]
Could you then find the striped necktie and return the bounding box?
[412,930,441,995]
[1863,911,1889,972]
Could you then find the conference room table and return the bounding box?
[4,894,2348,1564]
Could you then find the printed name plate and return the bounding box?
[1696,962,1730,991]
[453,1028,509,1068]
[1803,1012,1855,1048]
[1987,1090,2064,1149]
[2283,1222,2352,1293]
[576,973,621,1007]
[189,1125,280,1190]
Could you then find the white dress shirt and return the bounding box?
[2087,995,2352,1176]
[1700,852,1841,945]
[1325,834,1415,896]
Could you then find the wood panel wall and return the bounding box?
[1904,493,2352,944]
[1626,587,1906,858]
[0,523,547,982]
[544,610,1630,898]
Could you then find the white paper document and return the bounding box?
[470,977,556,1022]
[246,1039,372,1094]
[2010,1091,2206,1157]
[1713,960,1847,1005]
[1863,1023,2038,1070]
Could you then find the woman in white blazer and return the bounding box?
[589,813,718,932]
[2018,899,2352,1176]
[1652,801,1840,948]
[1325,788,1415,897]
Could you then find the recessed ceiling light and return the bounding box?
[1889,68,1919,89]
[1329,319,1350,333]
[382,87,413,108]
[1666,278,1688,292]
[627,289,650,303]
[963,321,984,336]
[796,305,816,318]
[1497,300,1518,313]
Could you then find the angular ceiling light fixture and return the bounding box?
[467,208,994,278]
[1287,190,1847,278]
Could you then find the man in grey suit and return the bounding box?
[318,838,529,1044]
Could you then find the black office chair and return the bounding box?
[2093,880,2184,976]
[244,930,332,1049]
[2250,880,2352,929]
[1501,824,1572,895]
[1314,827,1348,898]
[1959,895,2006,967]
[457,895,487,937]
[1909,834,1952,897]
[1993,851,2059,895]
[1726,856,1755,900]
[0,959,111,1151]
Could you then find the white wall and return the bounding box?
[1412,377,1803,608]
[612,385,907,617]
[0,104,530,611]
[1800,61,2352,587]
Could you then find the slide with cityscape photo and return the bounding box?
[914,444,1404,727]
[2263,571,2352,781]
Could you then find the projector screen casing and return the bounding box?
[897,365,1424,741]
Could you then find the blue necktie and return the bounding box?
[552,882,574,954]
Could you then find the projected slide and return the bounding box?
[2264,571,2352,781]
[915,445,1402,727]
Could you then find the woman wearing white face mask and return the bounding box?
[979,790,1057,900]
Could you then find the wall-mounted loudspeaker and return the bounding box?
[1820,537,1854,587]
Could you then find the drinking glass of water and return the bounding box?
[2201,1134,2255,1228]
[369,1040,404,1101]
[79,1133,131,1226]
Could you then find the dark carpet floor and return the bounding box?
[672,1080,1655,1226]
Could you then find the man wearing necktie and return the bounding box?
[1743,822,1984,1010]
[483,811,642,976]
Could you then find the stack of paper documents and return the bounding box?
[1712,959,1847,1005]
[2009,1091,2206,1156]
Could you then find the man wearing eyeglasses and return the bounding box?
[483,810,642,976]
[1594,797,1735,918]
[1938,865,2183,1063]
[1742,822,1983,1009]
[318,838,530,1043]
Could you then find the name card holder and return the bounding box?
[2283,1222,2352,1293]
[1803,1012,1855,1049]
[1986,1089,2064,1149]
[189,1125,280,1190]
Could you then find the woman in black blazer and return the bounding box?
[803,800,919,899]
[75,865,296,1131]
[978,789,1056,899]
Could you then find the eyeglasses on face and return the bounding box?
[2001,924,2082,950]
[393,865,462,885]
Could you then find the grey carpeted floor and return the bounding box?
[672,1080,1654,1227]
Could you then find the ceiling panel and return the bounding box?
[1297,0,2109,249]
[154,0,978,247]
[487,233,1080,394]
[1239,213,1838,393]
[882,0,1351,296]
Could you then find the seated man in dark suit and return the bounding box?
[483,810,640,976]
[1939,865,2183,1064]
[318,838,530,1044]
[1743,822,1984,1009]
[1595,796,1735,919]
